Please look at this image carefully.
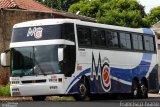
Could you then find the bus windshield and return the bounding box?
[11,45,62,77]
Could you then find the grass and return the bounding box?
[0,84,10,97]
[50,96,75,101]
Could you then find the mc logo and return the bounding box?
[91,52,111,92]
[101,63,111,92]
[27,27,43,39]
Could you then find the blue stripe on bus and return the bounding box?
[110,53,152,82]
[65,68,91,93]
[66,53,152,93]
[142,53,152,60]
[143,28,154,35]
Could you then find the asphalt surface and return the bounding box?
[1,97,160,107]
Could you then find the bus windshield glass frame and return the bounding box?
[11,45,62,77]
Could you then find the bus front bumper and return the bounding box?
[10,83,65,96]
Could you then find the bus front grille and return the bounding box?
[21,79,46,84]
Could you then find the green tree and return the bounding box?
[69,0,149,28]
[37,0,80,10]
[68,0,102,18]
[146,6,160,26]
[37,0,62,10]
[62,0,80,10]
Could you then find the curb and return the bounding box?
[0,94,159,102]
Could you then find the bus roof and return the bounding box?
[13,18,154,35]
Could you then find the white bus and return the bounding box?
[1,19,159,101]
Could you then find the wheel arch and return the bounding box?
[141,77,148,89]
[80,75,90,90]
[132,77,140,84]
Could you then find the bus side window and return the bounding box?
[92,29,106,47]
[132,34,143,50]
[77,25,91,46]
[92,29,99,46]
[106,31,119,48]
[106,31,112,48]
[62,23,75,42]
[144,36,154,51]
[119,32,131,49]
[100,30,106,46]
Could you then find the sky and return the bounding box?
[138,0,160,13]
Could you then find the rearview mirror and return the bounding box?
[1,53,7,66]
[58,48,64,62]
[1,49,10,67]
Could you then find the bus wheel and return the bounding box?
[131,80,141,99]
[32,96,46,101]
[140,81,148,98]
[74,78,89,101]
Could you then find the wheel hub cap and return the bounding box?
[79,84,86,96]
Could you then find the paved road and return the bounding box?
[1,97,160,107]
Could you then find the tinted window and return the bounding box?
[144,36,154,51]
[11,45,62,76]
[107,31,119,48]
[106,31,112,47]
[12,47,34,70]
[100,30,106,46]
[119,32,131,49]
[77,25,91,46]
[138,35,143,50]
[132,34,143,50]
[92,29,106,46]
[12,25,62,42]
[62,23,75,42]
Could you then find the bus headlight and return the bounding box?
[11,81,20,84]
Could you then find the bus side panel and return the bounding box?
[148,64,159,93]
[66,49,158,94]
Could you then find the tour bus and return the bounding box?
[1,19,159,101]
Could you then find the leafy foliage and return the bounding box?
[68,0,151,27]
[68,0,102,18]
[37,0,80,10]
[36,0,160,27]
[37,0,62,9]
[0,84,10,96]
[146,6,160,26]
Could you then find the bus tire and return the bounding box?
[74,78,89,101]
[32,96,46,101]
[140,81,148,98]
[131,80,141,99]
